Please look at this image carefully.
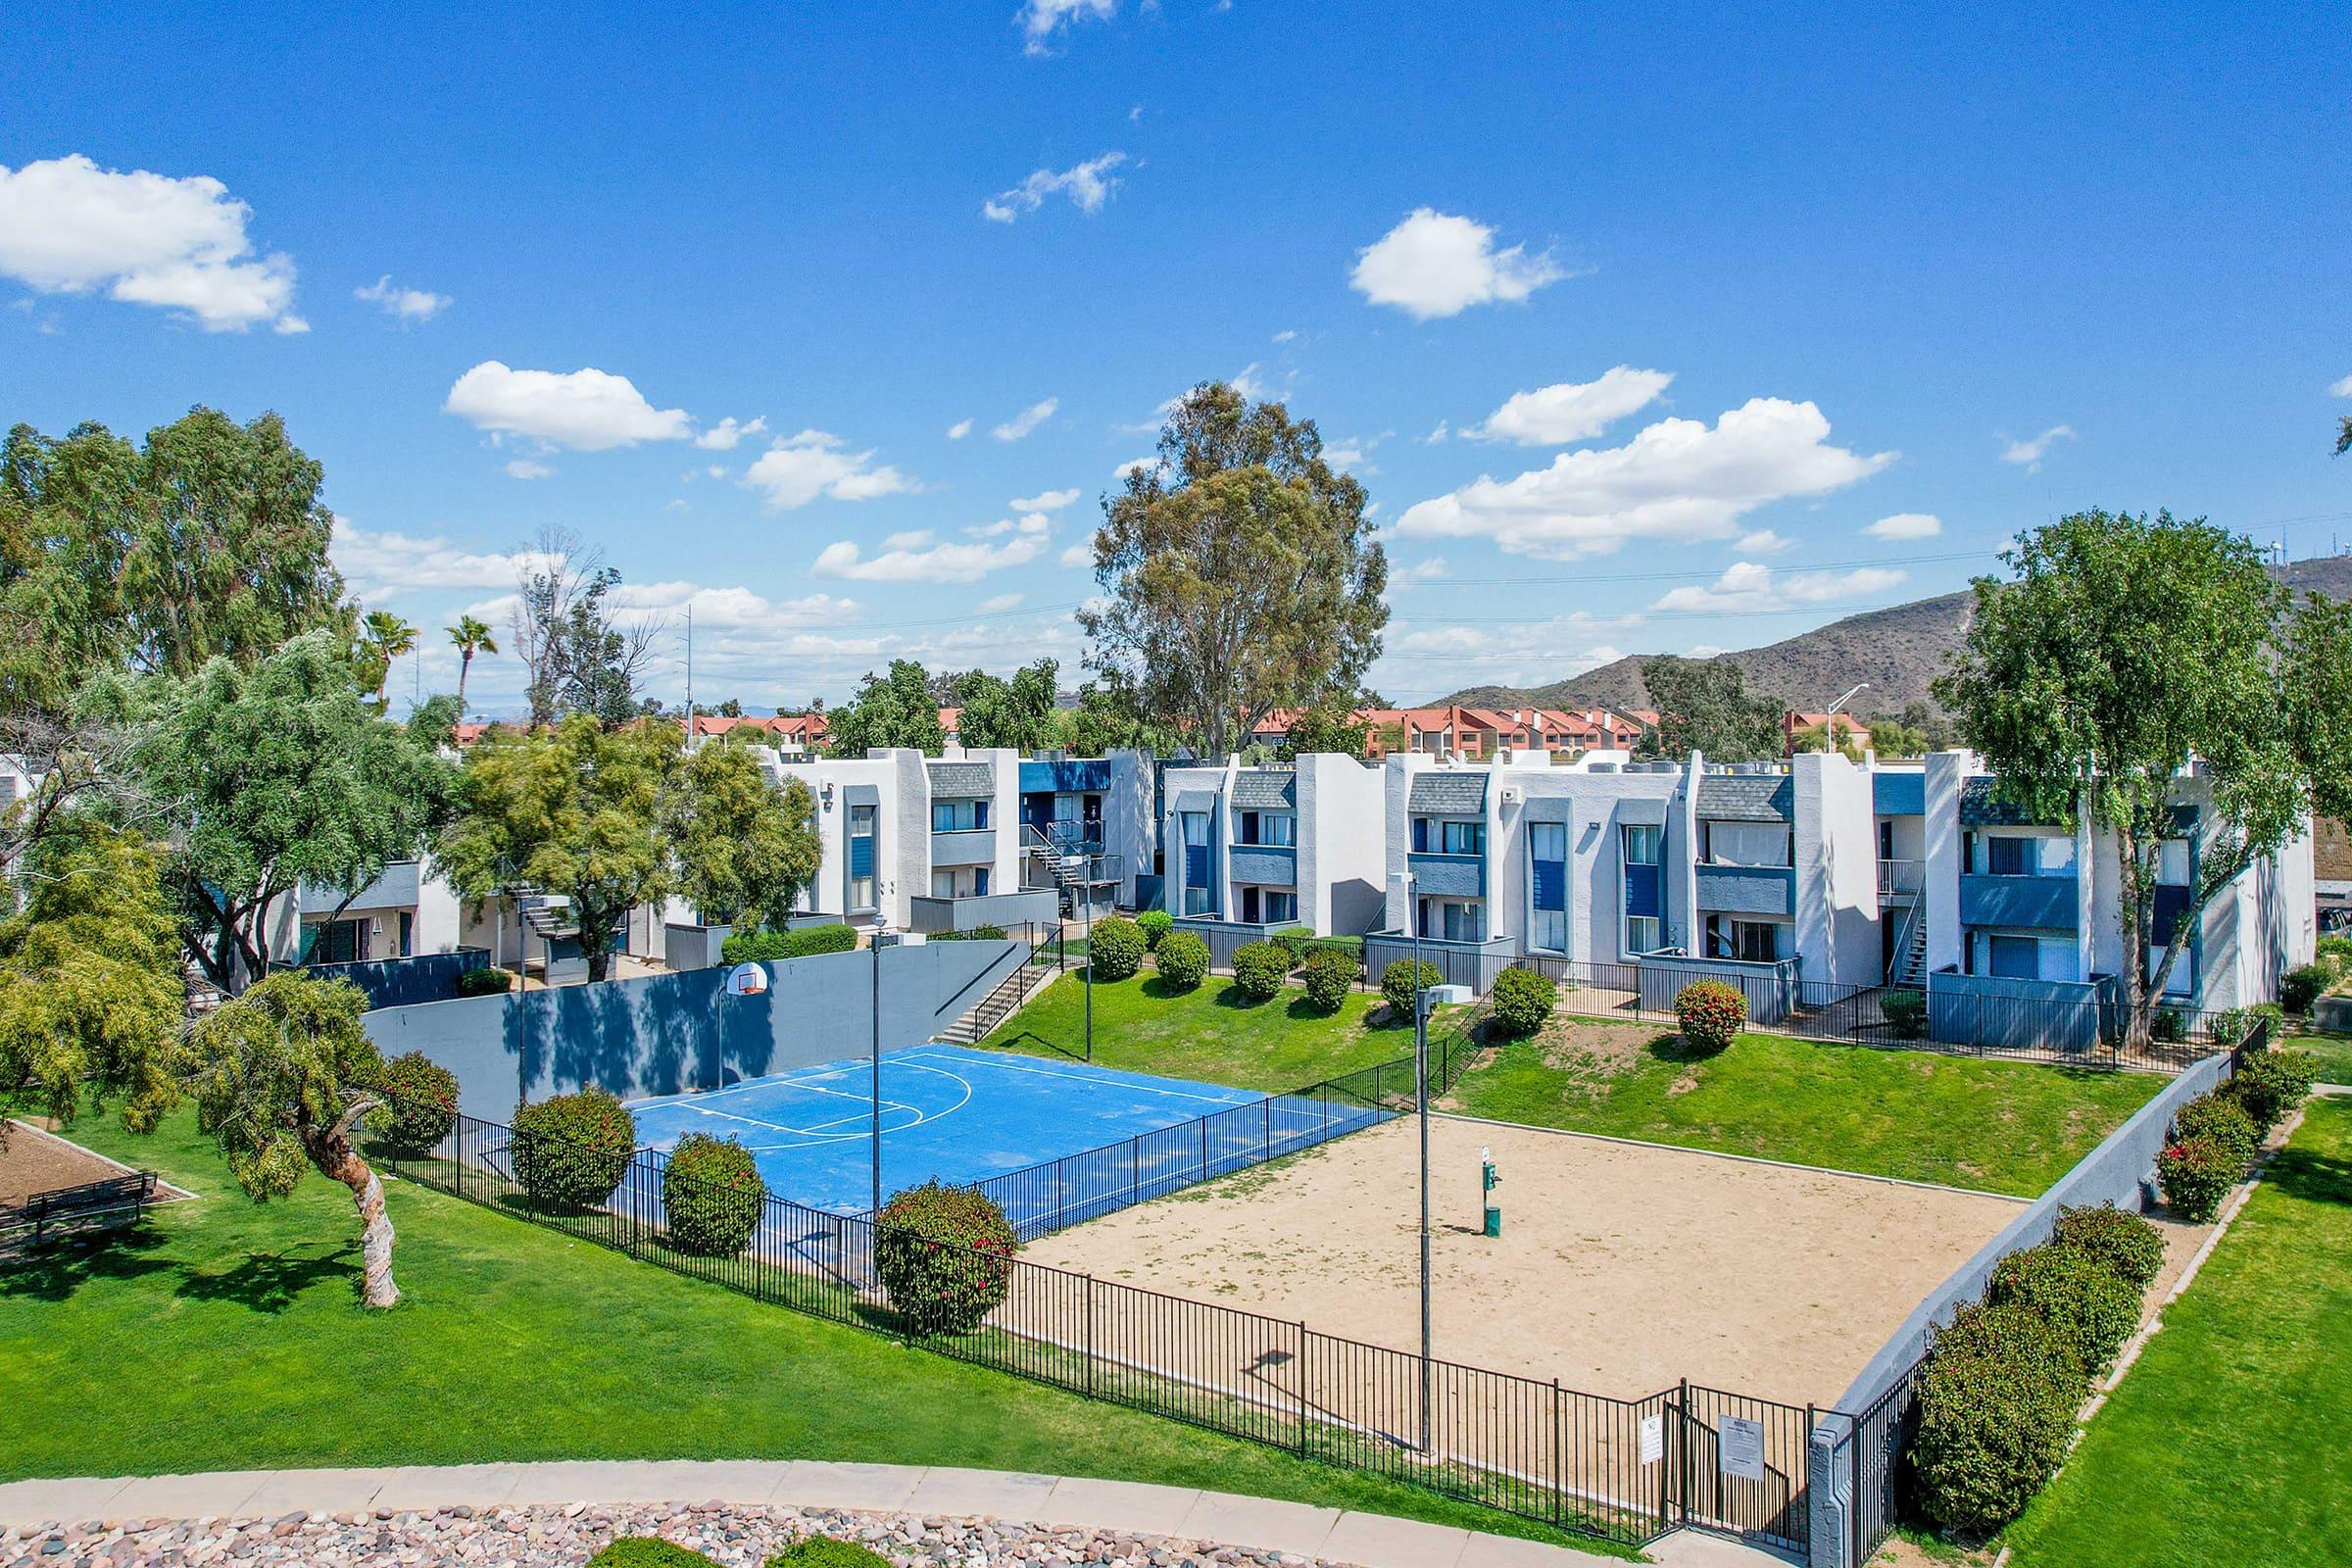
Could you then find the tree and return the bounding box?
[1858,714,1935,758]
[359,611,418,707]
[0,818,183,1146]
[437,715,681,982]
[1936,510,2352,1048]
[1635,656,1783,761]
[954,659,1061,752]
[509,527,663,727]
[668,744,821,930]
[90,630,457,991]
[1277,706,1371,759]
[1791,715,1867,760]
[1079,382,1388,757]
[184,971,405,1308]
[1049,676,1186,757]
[0,409,345,717]
[448,614,498,710]
[827,659,946,756]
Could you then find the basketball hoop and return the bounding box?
[723,961,769,998]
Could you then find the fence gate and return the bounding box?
[1675,1382,1815,1554]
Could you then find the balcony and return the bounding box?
[1878,858,1924,899]
[301,859,421,915]
[1229,844,1297,887]
[1405,851,1484,899]
[929,826,997,865]
[1695,862,1793,917]
[1960,872,2079,932]
[908,889,1059,933]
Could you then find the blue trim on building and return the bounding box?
[1960,872,2079,931]
[1407,852,1484,899]
[1228,845,1297,887]
[1695,863,1795,917]
[1872,772,1926,816]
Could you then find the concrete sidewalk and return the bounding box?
[0,1459,1794,1567]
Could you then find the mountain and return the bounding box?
[1438,556,2352,716]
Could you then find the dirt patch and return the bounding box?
[1024,1113,2024,1408]
[0,1120,149,1205]
[1435,1015,1661,1112]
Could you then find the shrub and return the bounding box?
[2173,1092,2257,1167]
[1088,915,1146,980]
[1135,908,1174,950]
[1268,926,1312,965]
[2315,932,2352,968]
[1987,1243,2143,1375]
[927,923,1009,943]
[511,1089,637,1211]
[2281,961,2335,1013]
[662,1133,764,1256]
[372,1051,459,1155]
[1380,959,1443,1024]
[591,1541,719,1568]
[1910,1302,2086,1536]
[1674,979,1746,1055]
[1230,941,1289,1001]
[2226,1049,2319,1137]
[766,1540,890,1568]
[1154,929,1210,991]
[2207,1002,2284,1050]
[1299,947,1355,1013]
[873,1179,1019,1337]
[455,965,514,999]
[720,922,858,964]
[1881,988,1927,1040]
[2156,1135,2238,1222]
[1490,967,1555,1039]
[2049,1202,2165,1290]
[2150,1004,2186,1044]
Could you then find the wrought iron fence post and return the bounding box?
[1676,1378,1690,1529]
[1085,1275,1098,1399]
[1297,1321,1311,1454]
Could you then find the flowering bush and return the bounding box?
[662,1133,764,1257]
[2155,1135,2237,1222]
[1673,979,1746,1055]
[372,1051,459,1155]
[873,1180,1019,1337]
[511,1089,637,1211]
[2049,1202,2165,1290]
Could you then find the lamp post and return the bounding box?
[1823,681,1871,753]
[870,933,883,1218]
[1082,848,1096,1064]
[1391,869,1434,1452]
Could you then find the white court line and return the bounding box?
[627,1056,900,1111]
[905,1047,1253,1107]
[645,1056,982,1149]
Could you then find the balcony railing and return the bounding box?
[1878,858,1924,897]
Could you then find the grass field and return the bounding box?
[1440,1017,2158,1197]
[0,1104,1612,1553]
[977,969,1431,1092]
[2285,1030,2352,1085]
[2002,1095,2352,1567]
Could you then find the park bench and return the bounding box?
[0,1170,158,1253]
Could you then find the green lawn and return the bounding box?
[2002,1095,2352,1567]
[0,1105,1614,1554]
[2285,1030,2352,1085]
[1442,1019,2159,1197]
[977,969,1426,1092]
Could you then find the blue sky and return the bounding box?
[5,2,2348,716]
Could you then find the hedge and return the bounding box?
[2173,1092,2257,1168]
[1154,929,1210,991]
[1230,941,1289,1002]
[2207,1002,2284,1050]
[1673,979,1745,1055]
[1380,959,1443,1024]
[1986,1243,2143,1375]
[927,923,1008,943]
[1299,947,1355,1013]
[1268,926,1313,965]
[590,1541,719,1568]
[766,1541,891,1568]
[1088,916,1146,980]
[511,1089,637,1211]
[2049,1202,2165,1290]
[372,1051,459,1155]
[1910,1301,2086,1535]
[454,965,514,999]
[2282,960,2335,1013]
[2227,1048,2319,1136]
[1881,988,1927,1040]
[1135,908,1174,950]
[1490,967,1554,1038]
[662,1133,765,1256]
[2156,1135,2238,1222]
[873,1180,1019,1337]
[721,923,858,964]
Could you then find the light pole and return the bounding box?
[1392,869,1434,1452]
[1823,681,1871,753]
[869,934,882,1218]
[1082,848,1096,1064]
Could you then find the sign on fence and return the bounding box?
[1719,1415,1766,1482]
[1640,1413,1665,1465]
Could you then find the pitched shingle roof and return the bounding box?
[1959,777,2058,827]
[1231,771,1296,810]
[926,760,995,797]
[1408,772,1489,814]
[1696,775,1794,821]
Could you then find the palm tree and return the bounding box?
[448,614,498,710]
[361,611,418,705]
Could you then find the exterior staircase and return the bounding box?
[940,941,1059,1044]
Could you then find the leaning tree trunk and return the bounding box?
[308,1099,400,1309]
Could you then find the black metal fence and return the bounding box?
[381,1109,1817,1553]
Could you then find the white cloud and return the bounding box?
[1272,328,1297,344]
[1059,543,1096,568]
[694,416,767,451]
[1113,455,1160,481]
[1018,0,1114,54]
[1231,363,1273,401]
[975,592,1025,614]
[444,362,692,451]
[504,458,554,480]
[330,519,553,602]
[882,529,936,550]
[813,514,1051,584]
[741,429,917,510]
[355,274,449,323]
[1398,397,1896,560]
[0,154,306,332]
[1393,557,1449,584]
[1998,424,2075,472]
[1863,512,1942,541]
[947,417,974,440]
[1423,419,1451,444]
[1469,367,1672,445]
[1652,563,1907,614]
[1011,487,1080,511]
[1324,442,1372,473]
[1735,529,1796,555]
[983,153,1126,222]
[1349,208,1565,319]
[992,397,1059,441]
[2329,373,2352,398]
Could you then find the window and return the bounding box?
[1988,933,2039,979]
[972,799,990,831]
[848,805,877,910]
[1442,819,1485,856]
[1262,889,1298,924]
[1419,898,1483,942]
[1986,836,2028,876]
[973,866,989,897]
[1529,821,1568,954]
[1622,822,1663,956]
[1704,820,1791,867]
[932,802,957,832]
[1184,884,1213,916]
[1181,810,1215,916]
[1261,811,1296,846]
[931,869,957,899]
[1730,919,1782,962]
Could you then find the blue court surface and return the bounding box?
[626,1043,1371,1226]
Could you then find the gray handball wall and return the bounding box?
[362,939,1024,1118]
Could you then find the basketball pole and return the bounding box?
[869,935,882,1218]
